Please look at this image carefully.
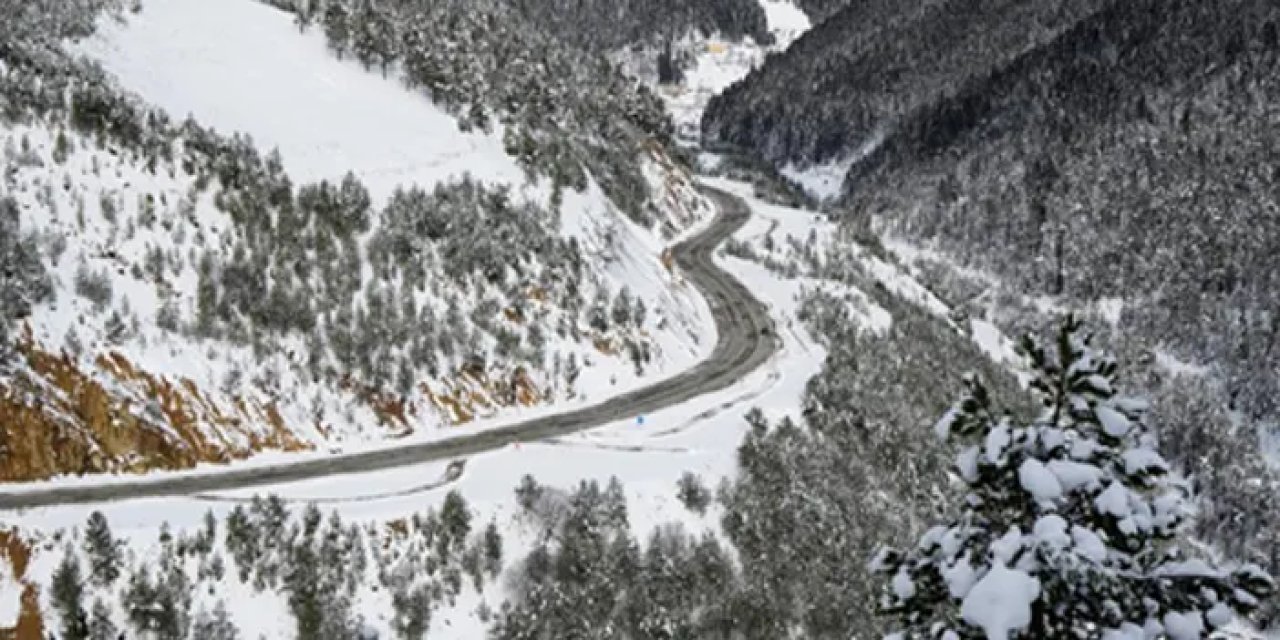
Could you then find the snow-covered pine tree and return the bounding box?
[51,549,89,640]
[87,599,118,640]
[83,510,122,586]
[190,601,241,640]
[872,316,1274,639]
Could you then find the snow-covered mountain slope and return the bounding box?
[75,0,526,199]
[0,0,717,483]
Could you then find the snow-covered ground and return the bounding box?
[75,0,527,202]
[781,126,891,203]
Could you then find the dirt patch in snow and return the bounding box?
[339,375,412,435]
[422,366,544,426]
[0,529,42,640]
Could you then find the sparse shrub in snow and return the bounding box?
[872,316,1276,639]
[73,261,114,311]
[676,470,712,515]
[515,474,544,514]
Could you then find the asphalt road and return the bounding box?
[0,186,776,510]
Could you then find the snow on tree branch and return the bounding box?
[873,315,1275,639]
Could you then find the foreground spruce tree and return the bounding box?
[873,316,1274,639]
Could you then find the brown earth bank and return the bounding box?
[0,327,308,483]
[1,327,555,482]
[0,529,42,640]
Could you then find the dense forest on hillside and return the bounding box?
[702,0,1106,167]
[501,0,769,51]
[702,0,1280,619]
[789,0,857,24]
[849,0,1280,590]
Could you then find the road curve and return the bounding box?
[0,186,775,510]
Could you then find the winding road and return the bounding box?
[0,186,775,510]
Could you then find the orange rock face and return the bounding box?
[421,365,545,426]
[0,328,309,482]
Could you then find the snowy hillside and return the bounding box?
[0,0,719,483]
[616,0,811,143]
[0,175,1040,638]
[7,0,1276,638]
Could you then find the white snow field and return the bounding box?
[76,0,528,201]
[781,126,890,203]
[2,0,723,475]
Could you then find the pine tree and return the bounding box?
[350,0,398,74]
[440,490,472,556]
[87,599,118,640]
[632,297,647,328]
[123,563,156,632]
[104,310,128,344]
[611,287,633,328]
[322,2,351,59]
[53,129,72,164]
[515,474,543,513]
[390,583,432,640]
[83,510,122,586]
[193,509,218,556]
[293,0,315,31]
[51,549,89,640]
[603,476,629,529]
[483,522,503,578]
[872,316,1275,638]
[191,601,240,640]
[587,288,611,333]
[676,471,711,515]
